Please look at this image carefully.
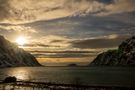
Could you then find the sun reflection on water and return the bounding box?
[7,68,31,81]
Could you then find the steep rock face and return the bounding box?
[0,35,41,67]
[90,37,135,66]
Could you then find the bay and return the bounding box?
[0,67,135,87]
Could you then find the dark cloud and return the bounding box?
[50,40,66,43]
[33,52,95,58]
[97,0,114,4]
[24,43,50,47]
[24,11,135,39]
[23,43,62,48]
[29,50,97,54]
[29,50,98,58]
[71,35,130,49]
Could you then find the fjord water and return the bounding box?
[0,67,135,87]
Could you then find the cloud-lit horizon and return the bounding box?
[0,0,135,66]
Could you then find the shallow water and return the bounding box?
[0,66,135,87]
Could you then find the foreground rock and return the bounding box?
[90,37,135,66]
[0,35,41,67]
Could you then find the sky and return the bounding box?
[0,0,135,66]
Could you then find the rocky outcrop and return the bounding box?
[0,35,41,67]
[90,37,135,66]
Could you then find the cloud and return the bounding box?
[21,34,132,51]
[22,11,135,44]
[0,0,10,21]
[70,34,130,49]
[30,50,97,58]
[0,24,38,42]
[27,35,71,48]
[34,53,93,58]
[102,0,135,15]
[1,0,134,23]
[24,43,50,47]
[0,25,37,40]
[0,25,37,33]
[30,50,97,54]
[62,0,106,16]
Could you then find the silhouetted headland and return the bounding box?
[0,35,41,67]
[90,36,135,66]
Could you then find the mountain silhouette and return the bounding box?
[0,35,41,67]
[90,36,135,66]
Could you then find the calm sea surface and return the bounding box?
[0,67,135,87]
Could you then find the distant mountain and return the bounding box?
[90,36,135,66]
[0,35,41,67]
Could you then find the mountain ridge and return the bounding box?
[0,35,41,67]
[90,36,135,66]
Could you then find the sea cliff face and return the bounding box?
[90,37,135,66]
[0,35,41,67]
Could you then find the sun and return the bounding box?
[16,36,27,46]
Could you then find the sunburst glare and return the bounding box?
[16,36,27,46]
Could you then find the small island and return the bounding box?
[67,63,78,67]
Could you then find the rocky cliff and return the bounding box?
[0,35,41,67]
[90,37,135,66]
